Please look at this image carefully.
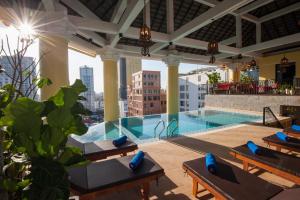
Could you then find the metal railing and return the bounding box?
[166,118,178,138]
[263,107,284,128]
[154,120,165,138]
[210,80,298,95]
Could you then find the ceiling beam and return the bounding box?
[69,36,98,57]
[60,0,99,19]
[170,0,253,42]
[152,0,253,54]
[76,30,106,46]
[68,16,118,34]
[194,0,259,23]
[70,15,242,55]
[220,36,236,45]
[258,2,300,23]
[111,0,127,23]
[235,0,273,15]
[174,37,241,54]
[240,33,300,54]
[256,23,261,43]
[236,15,242,48]
[42,0,56,11]
[109,0,149,47]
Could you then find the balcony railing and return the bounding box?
[209,78,300,95]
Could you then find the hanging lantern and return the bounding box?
[207,41,219,64]
[139,0,151,57]
[281,55,289,65]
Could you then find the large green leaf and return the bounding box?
[64,115,87,136]
[71,79,87,94]
[58,146,88,168]
[47,108,73,129]
[4,98,43,138]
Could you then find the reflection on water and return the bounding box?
[73,110,261,143]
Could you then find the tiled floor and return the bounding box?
[93,124,297,200]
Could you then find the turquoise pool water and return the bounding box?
[73,110,261,143]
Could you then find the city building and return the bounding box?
[0,56,37,99]
[160,89,167,113]
[128,70,163,116]
[79,65,95,112]
[119,57,142,117]
[179,67,228,112]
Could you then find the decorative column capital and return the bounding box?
[99,46,119,61]
[162,50,182,67]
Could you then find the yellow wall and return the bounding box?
[167,65,179,114]
[103,60,119,121]
[228,68,240,82]
[257,50,300,80]
[40,36,69,100]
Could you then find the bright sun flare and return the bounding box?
[18,23,35,37]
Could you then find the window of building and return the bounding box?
[144,96,147,101]
[186,85,189,91]
[148,96,152,101]
[179,85,185,91]
[180,93,185,99]
[150,103,154,107]
[186,94,189,99]
[198,75,201,82]
[180,101,184,106]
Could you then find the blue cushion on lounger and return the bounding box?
[129,151,144,170]
[247,141,260,154]
[292,125,300,132]
[276,132,289,142]
[112,135,127,147]
[205,153,217,174]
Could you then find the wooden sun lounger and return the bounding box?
[230,144,300,185]
[284,127,300,138]
[183,157,282,200]
[67,136,138,161]
[68,153,164,200]
[263,134,300,153]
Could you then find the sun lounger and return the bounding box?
[284,127,300,138]
[183,156,282,200]
[69,153,164,200]
[230,144,300,184]
[263,134,300,153]
[67,136,138,161]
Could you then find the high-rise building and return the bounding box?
[179,67,228,112]
[80,65,95,112]
[0,56,37,99]
[126,57,141,86]
[118,57,142,117]
[128,70,163,116]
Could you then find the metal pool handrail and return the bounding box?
[166,118,178,138]
[154,120,165,138]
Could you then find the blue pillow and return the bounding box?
[205,153,217,174]
[292,125,300,132]
[112,135,127,147]
[276,132,288,142]
[247,141,260,154]
[129,151,144,170]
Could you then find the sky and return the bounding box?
[0,25,215,93]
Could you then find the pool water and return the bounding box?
[73,110,261,143]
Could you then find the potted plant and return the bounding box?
[206,72,221,94]
[0,80,90,200]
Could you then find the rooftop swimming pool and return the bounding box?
[72,110,261,144]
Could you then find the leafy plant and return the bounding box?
[240,73,253,83]
[1,80,90,200]
[0,36,52,200]
[206,72,221,84]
